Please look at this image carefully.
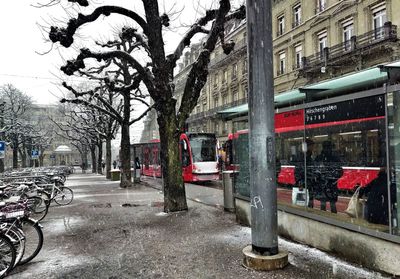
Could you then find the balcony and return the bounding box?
[292,20,301,29]
[300,22,397,74]
[315,4,326,14]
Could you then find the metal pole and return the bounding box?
[247,0,278,255]
[0,102,5,173]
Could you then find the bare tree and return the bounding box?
[48,0,245,212]
[0,84,34,169]
[60,28,151,187]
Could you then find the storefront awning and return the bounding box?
[217,60,400,119]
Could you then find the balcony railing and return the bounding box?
[315,3,326,14]
[301,22,397,71]
[292,19,301,28]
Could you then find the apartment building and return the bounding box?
[141,0,400,144]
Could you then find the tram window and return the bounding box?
[306,119,385,167]
[180,140,190,167]
[276,132,304,164]
[190,136,217,162]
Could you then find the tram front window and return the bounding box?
[189,135,217,162]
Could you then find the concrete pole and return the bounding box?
[243,0,288,270]
[246,0,278,256]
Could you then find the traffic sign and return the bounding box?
[32,150,39,159]
[0,141,5,159]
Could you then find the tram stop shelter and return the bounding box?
[218,61,400,276]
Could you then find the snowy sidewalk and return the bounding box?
[8,173,391,279]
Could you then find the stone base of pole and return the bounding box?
[242,245,289,271]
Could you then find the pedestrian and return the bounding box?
[81,162,86,174]
[113,160,117,169]
[135,157,141,169]
[358,167,396,225]
[314,141,342,213]
[102,161,105,172]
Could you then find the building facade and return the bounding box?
[141,0,400,145]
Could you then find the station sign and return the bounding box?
[0,141,5,159]
[31,150,39,159]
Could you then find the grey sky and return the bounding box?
[0,0,238,105]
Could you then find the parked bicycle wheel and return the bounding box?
[54,187,73,206]
[0,233,16,278]
[1,224,25,267]
[25,196,49,222]
[18,218,43,265]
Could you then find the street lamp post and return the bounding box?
[243,0,288,270]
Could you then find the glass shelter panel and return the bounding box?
[388,92,400,235]
[230,94,398,236]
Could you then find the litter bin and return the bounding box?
[135,168,141,182]
[222,170,235,212]
[131,168,141,183]
[110,169,120,181]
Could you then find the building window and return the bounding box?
[243,59,248,74]
[214,97,219,108]
[316,0,326,13]
[222,69,228,84]
[222,94,228,105]
[223,122,228,134]
[277,15,285,36]
[215,122,220,135]
[293,4,301,27]
[232,90,238,102]
[318,31,328,58]
[202,124,207,133]
[278,51,286,75]
[203,102,207,111]
[214,73,219,86]
[294,44,302,69]
[232,63,238,79]
[372,4,387,39]
[342,19,354,51]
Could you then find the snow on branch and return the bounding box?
[49,6,149,47]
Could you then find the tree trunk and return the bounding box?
[158,111,188,212]
[97,141,103,174]
[105,137,112,179]
[39,155,44,167]
[119,93,132,188]
[90,145,96,173]
[19,149,27,168]
[12,138,18,169]
[119,121,132,188]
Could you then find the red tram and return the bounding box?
[225,94,386,191]
[133,133,220,183]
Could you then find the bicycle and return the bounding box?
[43,183,74,206]
[0,200,43,266]
[0,233,16,278]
